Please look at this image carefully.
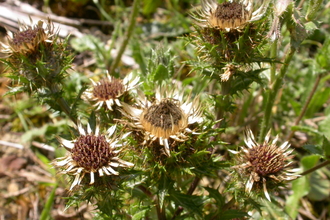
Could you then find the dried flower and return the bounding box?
[267,0,293,41]
[52,122,133,190]
[221,63,237,82]
[232,129,299,201]
[120,87,203,156]
[0,18,72,95]
[188,0,270,82]
[192,0,269,32]
[83,72,140,111]
[1,18,55,56]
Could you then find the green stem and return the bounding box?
[138,185,165,220]
[171,177,201,219]
[57,96,77,125]
[217,78,232,122]
[157,196,166,220]
[108,0,140,77]
[300,160,330,176]
[172,76,232,219]
[48,83,77,125]
[259,47,297,141]
[40,183,58,220]
[286,74,322,142]
[270,39,278,84]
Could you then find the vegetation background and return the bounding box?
[0,0,330,219]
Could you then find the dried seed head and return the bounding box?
[233,129,299,201]
[72,135,113,172]
[142,99,184,137]
[52,123,134,190]
[0,19,72,94]
[211,2,249,29]
[83,72,141,111]
[192,0,269,32]
[1,20,54,56]
[248,144,286,177]
[92,77,125,101]
[120,87,203,156]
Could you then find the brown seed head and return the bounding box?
[9,23,48,55]
[71,135,113,172]
[141,99,186,138]
[248,144,286,177]
[210,2,249,29]
[92,77,125,101]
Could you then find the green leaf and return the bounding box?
[306,0,324,21]
[316,37,330,70]
[288,9,317,49]
[322,136,330,158]
[154,64,169,82]
[290,125,323,138]
[261,200,291,220]
[306,87,330,118]
[303,144,323,156]
[307,169,330,201]
[302,154,320,170]
[88,111,97,132]
[285,177,309,219]
[40,183,58,220]
[142,0,161,15]
[286,155,319,219]
[169,190,205,217]
[220,210,249,220]
[204,187,225,208]
[132,208,148,220]
[158,174,173,208]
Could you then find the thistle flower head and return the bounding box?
[188,0,270,79]
[192,0,269,32]
[0,18,72,96]
[233,129,299,201]
[52,122,133,190]
[83,72,140,111]
[1,18,55,56]
[120,87,203,156]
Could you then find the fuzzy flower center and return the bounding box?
[215,2,247,21]
[93,78,125,100]
[144,99,183,130]
[208,2,250,29]
[71,135,113,171]
[11,28,44,53]
[248,144,285,176]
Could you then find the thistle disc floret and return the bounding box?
[120,87,203,156]
[233,129,299,201]
[83,72,140,111]
[72,135,114,172]
[93,77,125,101]
[141,99,186,139]
[193,0,269,32]
[52,123,133,190]
[1,19,54,56]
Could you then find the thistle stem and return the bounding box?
[108,0,140,77]
[172,78,230,219]
[259,47,296,141]
[138,185,165,220]
[215,79,232,125]
[286,74,322,142]
[48,83,77,125]
[300,160,330,176]
[270,39,278,84]
[171,177,201,219]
